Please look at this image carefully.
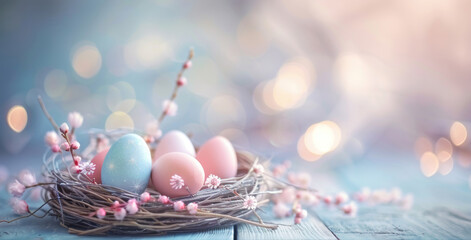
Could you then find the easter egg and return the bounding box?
[153,130,195,163]
[152,152,205,198]
[102,134,151,194]
[89,147,109,184]
[196,136,237,179]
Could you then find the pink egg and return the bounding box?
[152,152,205,198]
[153,131,195,164]
[89,147,109,184]
[196,136,237,179]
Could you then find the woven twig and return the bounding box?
[39,130,281,235]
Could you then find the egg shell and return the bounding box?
[89,147,109,184]
[196,136,237,179]
[152,152,205,198]
[153,130,196,163]
[102,134,152,194]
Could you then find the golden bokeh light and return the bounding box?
[414,137,433,158]
[105,111,134,130]
[7,105,27,133]
[450,121,467,146]
[297,134,322,162]
[420,152,439,177]
[439,158,453,175]
[435,137,453,162]
[44,69,67,98]
[72,44,102,79]
[106,81,136,113]
[304,121,341,155]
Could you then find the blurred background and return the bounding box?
[1,0,471,190]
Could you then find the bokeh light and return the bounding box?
[44,69,67,98]
[297,134,321,162]
[124,34,171,71]
[414,137,433,158]
[105,111,134,130]
[7,105,27,133]
[106,81,136,113]
[304,121,341,156]
[439,158,453,175]
[450,121,467,146]
[72,44,102,79]
[435,138,453,162]
[420,152,439,177]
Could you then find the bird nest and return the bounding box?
[39,130,280,236]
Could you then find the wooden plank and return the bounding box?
[314,152,471,240]
[0,191,233,240]
[236,206,337,240]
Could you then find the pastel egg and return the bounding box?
[152,152,205,198]
[153,130,195,163]
[102,134,151,194]
[89,147,109,184]
[196,136,237,179]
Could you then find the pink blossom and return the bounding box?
[342,202,358,216]
[183,60,192,69]
[283,160,292,168]
[114,207,126,220]
[297,191,318,205]
[173,201,185,211]
[8,180,25,197]
[126,199,139,214]
[79,162,96,176]
[60,142,70,151]
[158,195,170,204]
[243,196,257,210]
[187,202,198,215]
[170,174,184,190]
[145,121,162,139]
[275,187,296,204]
[68,112,83,128]
[272,165,286,177]
[51,144,61,153]
[296,172,311,188]
[111,200,121,209]
[335,192,349,205]
[96,208,106,219]
[10,197,29,214]
[44,131,60,146]
[273,203,290,218]
[70,165,81,174]
[18,169,36,186]
[205,174,221,189]
[353,187,371,202]
[140,192,151,203]
[70,141,80,150]
[390,187,402,203]
[253,164,264,175]
[73,156,82,165]
[0,165,9,184]
[177,77,187,86]
[162,100,178,116]
[60,122,69,134]
[296,209,308,219]
[294,217,302,224]
[323,195,332,204]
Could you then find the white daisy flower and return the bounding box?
[79,162,96,176]
[243,196,258,210]
[205,174,221,189]
[170,174,184,190]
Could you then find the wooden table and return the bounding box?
[1,151,470,239]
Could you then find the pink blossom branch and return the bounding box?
[37,96,60,133]
[156,49,194,130]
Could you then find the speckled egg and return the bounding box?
[152,152,205,198]
[153,130,195,163]
[102,134,151,194]
[89,147,109,184]
[196,136,237,179]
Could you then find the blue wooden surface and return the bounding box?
[1,150,471,239]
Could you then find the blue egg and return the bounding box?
[101,134,151,194]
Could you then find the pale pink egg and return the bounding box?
[152,152,205,198]
[90,148,109,184]
[196,136,237,179]
[153,131,195,164]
